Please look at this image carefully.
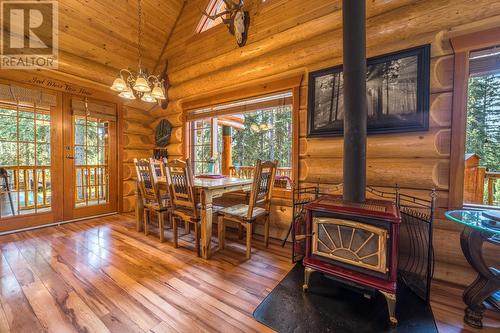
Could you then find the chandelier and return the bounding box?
[110,0,165,103]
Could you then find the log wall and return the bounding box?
[154,0,500,284]
[122,106,155,213]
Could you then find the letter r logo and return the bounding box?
[1,1,57,55]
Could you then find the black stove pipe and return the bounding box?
[342,0,367,203]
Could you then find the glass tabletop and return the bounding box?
[445,210,500,234]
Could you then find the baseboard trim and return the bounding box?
[0,212,118,236]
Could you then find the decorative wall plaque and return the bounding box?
[155,119,172,147]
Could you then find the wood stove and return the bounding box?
[302,195,401,326]
[299,0,403,326]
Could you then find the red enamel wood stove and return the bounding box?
[302,195,401,326]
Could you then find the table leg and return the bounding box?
[136,182,144,232]
[200,189,213,259]
[460,227,500,328]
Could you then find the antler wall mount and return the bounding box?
[201,0,250,47]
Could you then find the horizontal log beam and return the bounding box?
[122,149,151,163]
[166,0,419,80]
[123,122,154,136]
[300,129,451,159]
[123,134,154,150]
[299,158,449,189]
[168,0,500,101]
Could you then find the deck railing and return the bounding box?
[229,166,292,179]
[464,166,500,206]
[0,166,51,213]
[0,165,109,216]
[485,171,500,206]
[75,165,109,205]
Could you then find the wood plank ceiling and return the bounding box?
[54,0,186,89]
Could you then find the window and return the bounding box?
[232,106,292,171]
[187,92,294,190]
[196,0,227,33]
[463,46,500,207]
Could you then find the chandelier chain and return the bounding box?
[110,0,166,102]
[137,0,143,70]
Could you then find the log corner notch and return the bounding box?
[342,0,368,203]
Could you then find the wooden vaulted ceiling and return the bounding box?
[54,0,186,90]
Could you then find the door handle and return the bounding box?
[66,155,74,159]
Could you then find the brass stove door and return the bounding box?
[312,217,388,274]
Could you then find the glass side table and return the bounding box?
[445,210,500,328]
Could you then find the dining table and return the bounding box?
[136,176,254,259]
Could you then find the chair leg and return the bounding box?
[158,212,165,243]
[238,224,244,240]
[245,222,252,259]
[173,217,178,248]
[143,209,149,236]
[165,211,171,230]
[194,222,200,257]
[264,215,270,248]
[185,220,190,234]
[217,215,225,250]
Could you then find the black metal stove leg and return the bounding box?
[380,290,398,327]
[303,267,315,292]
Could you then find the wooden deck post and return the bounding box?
[221,126,232,175]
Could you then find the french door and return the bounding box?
[0,90,63,231]
[62,96,118,220]
[0,86,118,232]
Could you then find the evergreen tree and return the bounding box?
[466,74,500,205]
[466,75,500,172]
[232,106,292,168]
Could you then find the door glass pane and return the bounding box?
[19,143,36,166]
[191,119,212,175]
[74,115,110,208]
[18,117,35,142]
[0,104,52,218]
[36,118,50,143]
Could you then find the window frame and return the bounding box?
[183,75,302,198]
[189,118,219,175]
[449,27,500,209]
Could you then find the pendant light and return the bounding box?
[110,0,166,102]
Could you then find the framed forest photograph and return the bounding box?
[307,45,431,137]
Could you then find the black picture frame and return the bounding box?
[307,45,431,137]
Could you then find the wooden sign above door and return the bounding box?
[27,76,93,96]
[0,69,122,102]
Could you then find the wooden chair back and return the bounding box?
[247,160,277,219]
[163,159,197,217]
[134,158,160,206]
[149,158,165,181]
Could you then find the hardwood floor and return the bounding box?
[0,214,497,332]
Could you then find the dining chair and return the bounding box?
[149,158,165,178]
[134,158,170,242]
[150,157,171,204]
[217,160,277,259]
[163,159,222,256]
